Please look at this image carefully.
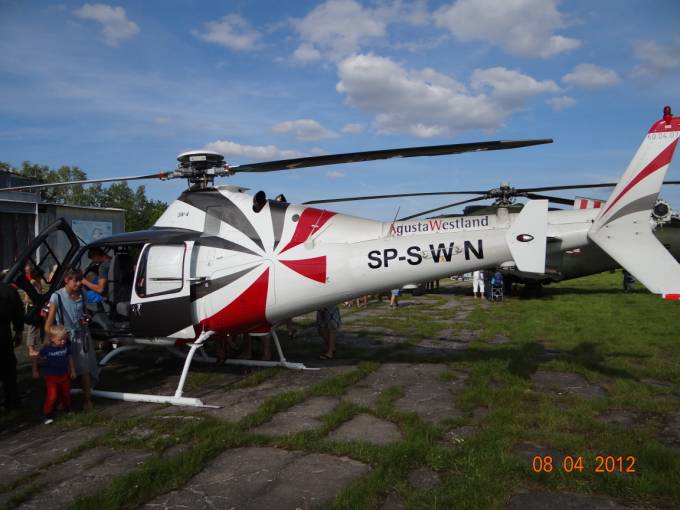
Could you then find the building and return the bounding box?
[0,170,125,270]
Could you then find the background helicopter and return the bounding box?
[2,108,679,407]
[304,180,680,294]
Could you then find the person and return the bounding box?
[80,248,111,304]
[623,270,635,293]
[44,269,99,410]
[32,324,76,424]
[241,332,272,361]
[472,270,485,299]
[23,261,47,354]
[0,281,24,410]
[317,304,341,360]
[389,289,400,308]
[83,269,104,305]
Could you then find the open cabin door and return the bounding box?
[1,218,80,324]
[130,241,196,339]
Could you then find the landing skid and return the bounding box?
[84,329,315,408]
[81,330,219,408]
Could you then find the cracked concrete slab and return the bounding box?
[531,371,606,400]
[513,441,565,468]
[328,414,402,445]
[506,490,639,509]
[380,493,407,510]
[17,448,151,510]
[192,366,352,422]
[343,363,465,423]
[0,427,106,486]
[407,467,441,489]
[659,412,680,451]
[253,396,339,436]
[143,447,369,510]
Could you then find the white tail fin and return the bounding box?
[589,107,680,298]
[506,199,548,273]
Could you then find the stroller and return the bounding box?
[490,271,504,302]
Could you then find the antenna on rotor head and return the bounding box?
[176,150,232,189]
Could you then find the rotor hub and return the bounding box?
[175,150,232,189]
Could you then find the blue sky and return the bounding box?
[1,0,680,220]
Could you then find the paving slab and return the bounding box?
[253,396,339,436]
[407,467,441,489]
[444,425,477,445]
[192,366,352,422]
[18,448,152,510]
[659,411,680,450]
[328,414,402,445]
[531,371,607,400]
[505,490,638,509]
[343,363,465,424]
[597,409,652,426]
[393,364,465,423]
[143,447,369,510]
[380,493,408,509]
[0,426,106,486]
[513,441,566,468]
[487,334,511,345]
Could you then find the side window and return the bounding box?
[135,244,185,297]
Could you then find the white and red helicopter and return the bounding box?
[3,107,680,407]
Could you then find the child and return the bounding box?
[32,324,76,424]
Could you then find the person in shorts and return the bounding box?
[317,304,341,360]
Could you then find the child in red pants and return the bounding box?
[32,325,76,424]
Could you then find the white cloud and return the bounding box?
[632,38,680,78]
[193,14,261,51]
[292,0,428,63]
[272,119,338,141]
[326,170,346,178]
[434,0,580,58]
[470,67,560,108]
[73,3,139,47]
[293,43,321,62]
[562,64,620,88]
[547,95,576,111]
[203,140,304,161]
[341,123,365,134]
[336,54,559,137]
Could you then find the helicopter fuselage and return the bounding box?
[120,186,598,338]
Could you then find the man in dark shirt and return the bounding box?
[0,281,25,409]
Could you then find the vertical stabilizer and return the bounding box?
[589,107,680,297]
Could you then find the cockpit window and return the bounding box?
[135,244,185,297]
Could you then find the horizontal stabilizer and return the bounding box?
[506,200,548,273]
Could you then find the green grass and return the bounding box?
[3,271,679,509]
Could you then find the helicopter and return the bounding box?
[305,182,680,295]
[2,107,680,407]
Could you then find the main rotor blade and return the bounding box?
[303,189,488,205]
[525,192,575,206]
[520,180,680,193]
[232,139,553,173]
[398,197,488,221]
[0,172,171,192]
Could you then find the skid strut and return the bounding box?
[80,330,219,408]
[168,329,317,370]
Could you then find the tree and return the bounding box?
[1,161,167,230]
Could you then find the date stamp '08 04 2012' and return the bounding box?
[532,455,637,474]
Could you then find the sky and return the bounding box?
[1,0,680,220]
